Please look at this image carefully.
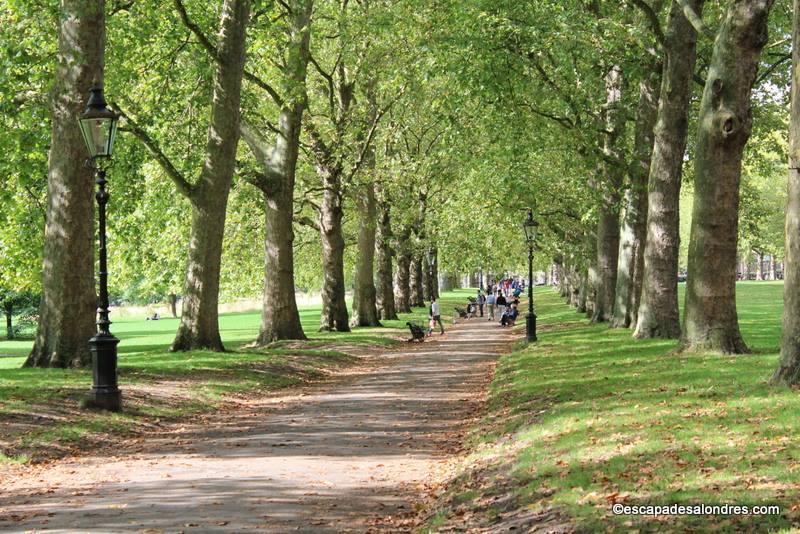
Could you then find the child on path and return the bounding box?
[428,297,445,335]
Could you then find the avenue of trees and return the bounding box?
[4,0,800,384]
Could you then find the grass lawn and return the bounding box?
[425,282,800,533]
[0,289,475,464]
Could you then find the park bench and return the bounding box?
[406,321,426,342]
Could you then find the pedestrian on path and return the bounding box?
[486,290,496,320]
[477,289,486,317]
[429,297,445,335]
[496,290,507,322]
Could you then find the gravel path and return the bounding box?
[0,318,516,533]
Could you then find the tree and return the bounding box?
[592,65,625,323]
[611,60,660,328]
[772,0,800,384]
[25,0,105,368]
[611,0,664,329]
[634,0,705,339]
[682,0,775,353]
[240,0,313,343]
[350,179,381,327]
[375,182,398,320]
[125,0,250,352]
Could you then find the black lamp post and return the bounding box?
[78,86,121,412]
[426,247,436,301]
[523,208,540,343]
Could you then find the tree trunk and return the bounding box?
[169,293,178,318]
[756,251,764,280]
[682,0,774,353]
[774,1,800,383]
[258,178,306,342]
[172,197,228,351]
[612,59,661,328]
[240,0,311,343]
[634,0,705,339]
[318,166,350,332]
[410,254,424,307]
[375,188,397,320]
[592,65,625,323]
[6,303,14,340]
[432,249,440,299]
[769,255,776,280]
[394,227,412,313]
[26,0,104,368]
[351,181,381,327]
[171,0,250,352]
[423,255,432,300]
[579,268,590,314]
[241,113,310,343]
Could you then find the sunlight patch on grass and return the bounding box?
[429,283,799,532]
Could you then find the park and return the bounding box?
[2,0,800,532]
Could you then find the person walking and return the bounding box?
[429,297,444,335]
[486,290,496,321]
[477,289,486,317]
[496,290,507,322]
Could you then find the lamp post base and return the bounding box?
[526,312,537,343]
[88,333,121,412]
[88,386,122,412]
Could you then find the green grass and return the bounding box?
[426,282,800,533]
[0,290,475,463]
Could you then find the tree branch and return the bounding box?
[629,0,666,46]
[294,215,321,231]
[677,0,713,38]
[346,88,404,181]
[173,0,218,58]
[756,53,792,85]
[114,104,195,198]
[174,0,284,106]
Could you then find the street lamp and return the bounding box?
[427,247,436,301]
[522,208,540,342]
[78,86,121,412]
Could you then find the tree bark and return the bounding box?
[592,65,625,323]
[423,256,432,300]
[318,166,350,332]
[772,0,800,383]
[26,0,104,368]
[682,0,774,353]
[431,248,440,299]
[6,303,14,340]
[756,251,764,280]
[169,293,178,318]
[171,0,250,352]
[394,227,412,313]
[579,268,590,314]
[612,59,661,328]
[375,187,397,320]
[634,0,705,339]
[240,0,311,343]
[410,254,425,307]
[351,181,381,327]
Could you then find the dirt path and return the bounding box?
[0,318,516,533]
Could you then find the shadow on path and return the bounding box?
[0,319,518,533]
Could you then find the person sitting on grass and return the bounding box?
[500,304,519,327]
